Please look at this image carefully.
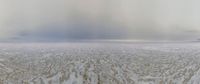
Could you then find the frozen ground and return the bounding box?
[0,42,200,84]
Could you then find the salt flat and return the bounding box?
[0,42,200,84]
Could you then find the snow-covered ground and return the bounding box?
[0,42,200,84]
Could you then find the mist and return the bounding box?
[0,0,200,42]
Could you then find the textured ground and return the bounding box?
[0,43,200,84]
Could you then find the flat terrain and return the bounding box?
[0,43,200,84]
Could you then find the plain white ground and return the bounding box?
[0,42,200,84]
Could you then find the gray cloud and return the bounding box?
[0,0,200,42]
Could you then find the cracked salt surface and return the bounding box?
[0,43,200,84]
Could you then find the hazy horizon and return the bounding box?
[1,0,200,42]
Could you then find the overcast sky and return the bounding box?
[0,0,200,42]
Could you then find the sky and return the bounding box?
[0,0,200,42]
